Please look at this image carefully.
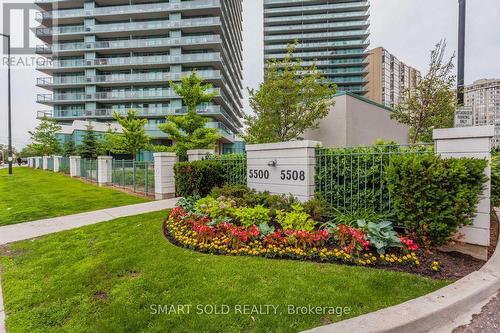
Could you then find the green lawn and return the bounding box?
[0,168,147,226]
[0,211,449,333]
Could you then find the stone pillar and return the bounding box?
[187,149,215,162]
[69,156,81,177]
[42,156,49,170]
[97,156,113,185]
[434,125,494,260]
[53,156,62,172]
[246,140,321,202]
[154,152,178,200]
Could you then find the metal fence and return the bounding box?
[47,157,54,171]
[80,158,98,182]
[60,157,70,174]
[315,144,433,215]
[205,153,247,185]
[111,160,155,197]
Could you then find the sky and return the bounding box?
[1,0,499,149]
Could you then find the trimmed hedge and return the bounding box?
[174,160,224,197]
[386,154,488,246]
[491,152,500,207]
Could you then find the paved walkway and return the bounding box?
[0,198,179,245]
[0,198,179,333]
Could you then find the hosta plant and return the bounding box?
[357,220,401,254]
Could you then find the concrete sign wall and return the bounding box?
[246,141,321,202]
[434,125,494,260]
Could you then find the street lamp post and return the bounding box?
[1,32,12,175]
[457,0,466,105]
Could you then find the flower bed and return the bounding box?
[163,186,432,272]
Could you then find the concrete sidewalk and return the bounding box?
[0,198,179,245]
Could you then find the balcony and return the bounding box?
[265,49,367,60]
[267,58,368,69]
[37,104,241,132]
[36,17,221,39]
[264,39,370,51]
[36,0,221,23]
[264,20,370,33]
[37,53,222,73]
[36,35,222,55]
[37,88,221,105]
[264,1,370,14]
[264,30,370,42]
[37,70,224,88]
[264,11,369,24]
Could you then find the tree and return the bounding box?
[110,110,150,158]
[28,116,62,155]
[78,124,100,158]
[18,145,38,158]
[392,40,457,144]
[244,43,336,143]
[159,71,221,158]
[62,139,77,157]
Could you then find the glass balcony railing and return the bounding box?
[37,0,220,21]
[40,105,223,118]
[36,17,221,36]
[39,105,241,131]
[265,30,370,41]
[264,20,369,33]
[38,88,221,103]
[303,58,368,66]
[39,35,221,53]
[265,49,366,59]
[40,53,222,69]
[264,1,369,14]
[37,70,223,86]
[264,11,369,23]
[264,39,370,51]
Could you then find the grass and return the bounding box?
[0,167,147,226]
[0,210,449,333]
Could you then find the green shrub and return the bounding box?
[174,160,224,197]
[210,185,252,206]
[491,152,500,207]
[195,196,235,219]
[276,204,316,231]
[234,205,271,228]
[303,196,330,222]
[386,154,487,246]
[329,208,389,227]
[243,191,298,216]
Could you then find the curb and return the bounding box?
[302,210,500,333]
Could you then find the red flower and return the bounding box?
[170,207,187,220]
[400,237,419,251]
[336,224,370,254]
[248,225,260,238]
